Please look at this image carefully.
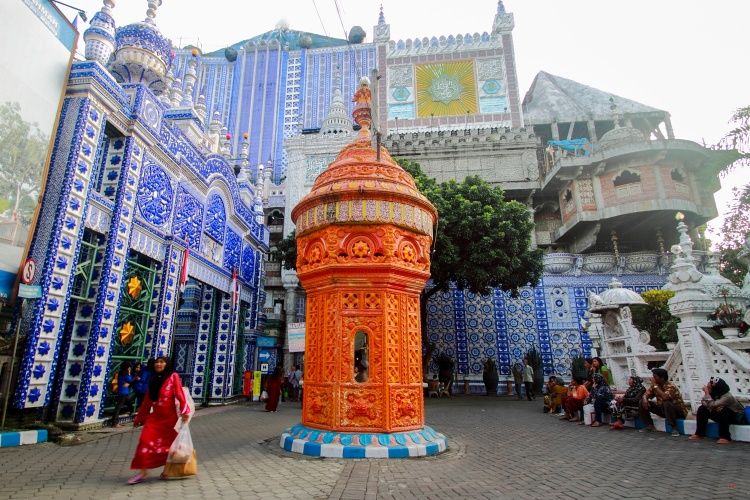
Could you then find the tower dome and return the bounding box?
[319,87,352,135]
[83,0,117,66]
[109,0,173,95]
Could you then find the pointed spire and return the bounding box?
[160,67,174,106]
[209,111,222,136]
[373,4,390,43]
[492,0,514,35]
[195,92,207,123]
[181,54,198,108]
[497,1,506,14]
[170,78,183,108]
[237,133,250,182]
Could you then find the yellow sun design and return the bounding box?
[415,60,478,118]
[119,321,135,346]
[126,276,142,299]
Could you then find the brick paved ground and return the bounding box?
[1,396,748,499]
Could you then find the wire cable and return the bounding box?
[311,0,329,36]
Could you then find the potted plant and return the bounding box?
[631,289,679,350]
[482,358,498,396]
[708,288,744,338]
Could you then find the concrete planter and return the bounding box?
[583,253,616,273]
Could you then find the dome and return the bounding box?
[320,88,352,135]
[348,26,366,44]
[109,3,173,95]
[224,47,238,62]
[299,35,313,49]
[596,277,646,310]
[599,126,646,148]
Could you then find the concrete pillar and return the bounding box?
[282,273,299,369]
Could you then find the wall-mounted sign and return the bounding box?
[288,322,306,352]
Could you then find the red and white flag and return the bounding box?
[179,249,189,292]
[232,267,239,307]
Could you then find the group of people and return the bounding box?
[544,357,748,443]
[113,360,152,426]
[262,364,303,412]
[511,357,537,401]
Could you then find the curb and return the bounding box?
[0,429,48,448]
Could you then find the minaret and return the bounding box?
[83,0,117,66]
[373,5,390,43]
[281,77,447,458]
[320,68,352,135]
[492,1,515,34]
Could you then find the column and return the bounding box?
[282,272,299,369]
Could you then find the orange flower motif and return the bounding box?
[126,276,142,299]
[352,241,370,258]
[119,321,135,345]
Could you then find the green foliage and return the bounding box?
[271,229,297,270]
[570,356,587,380]
[398,159,543,298]
[716,185,750,286]
[631,289,679,347]
[0,101,48,224]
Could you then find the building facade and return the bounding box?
[11,1,268,425]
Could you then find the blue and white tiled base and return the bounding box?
[624,416,750,442]
[0,429,48,448]
[280,424,449,458]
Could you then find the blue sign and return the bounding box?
[258,349,271,362]
[256,336,277,347]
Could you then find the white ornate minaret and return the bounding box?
[83,0,117,66]
[373,5,390,43]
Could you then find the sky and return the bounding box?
[69,0,749,241]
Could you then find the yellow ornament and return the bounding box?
[126,276,142,299]
[119,321,135,346]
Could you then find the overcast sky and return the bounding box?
[71,0,749,240]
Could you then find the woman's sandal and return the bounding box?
[127,473,146,485]
[159,472,169,480]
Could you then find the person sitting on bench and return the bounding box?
[585,373,613,427]
[639,368,687,436]
[690,377,747,444]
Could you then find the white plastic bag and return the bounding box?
[167,423,194,464]
[174,386,196,430]
[583,403,595,425]
[260,390,268,401]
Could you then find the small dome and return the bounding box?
[348,26,366,44]
[224,47,238,62]
[599,126,646,148]
[598,277,646,308]
[299,35,313,49]
[110,21,173,94]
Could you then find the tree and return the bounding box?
[398,159,543,372]
[716,106,750,286]
[270,229,297,270]
[0,101,48,224]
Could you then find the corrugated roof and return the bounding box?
[522,71,664,125]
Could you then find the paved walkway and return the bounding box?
[1,397,748,499]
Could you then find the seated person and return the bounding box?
[690,377,748,444]
[639,368,688,436]
[610,375,646,430]
[561,377,589,422]
[544,376,568,414]
[585,373,613,427]
[592,357,615,387]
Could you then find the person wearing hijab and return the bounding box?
[585,373,613,427]
[690,377,747,444]
[610,375,646,430]
[128,356,190,484]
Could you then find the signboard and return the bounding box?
[18,284,42,299]
[20,258,36,285]
[258,349,271,363]
[288,322,306,353]
[260,363,269,373]
[252,370,262,401]
[256,336,277,347]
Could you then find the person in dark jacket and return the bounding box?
[585,373,613,427]
[610,375,646,430]
[690,378,747,444]
[112,361,134,427]
[133,361,151,411]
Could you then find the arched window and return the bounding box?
[613,170,642,197]
[671,168,689,194]
[353,331,369,383]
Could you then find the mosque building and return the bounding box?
[8,0,730,425]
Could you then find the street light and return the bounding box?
[50,0,87,22]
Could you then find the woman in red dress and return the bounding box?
[264,366,283,412]
[128,356,190,484]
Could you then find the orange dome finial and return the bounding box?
[352,76,373,136]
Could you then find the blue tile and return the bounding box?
[283,436,293,451]
[303,442,321,456]
[388,446,409,458]
[0,433,20,447]
[425,443,439,455]
[342,446,365,458]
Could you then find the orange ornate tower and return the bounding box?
[280,78,447,458]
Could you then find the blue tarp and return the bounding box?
[547,139,591,157]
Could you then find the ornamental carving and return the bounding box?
[340,389,382,428]
[388,65,413,88]
[296,225,431,274]
[204,194,226,242]
[391,388,422,428]
[241,245,255,281]
[476,58,505,81]
[137,162,173,226]
[172,187,203,250]
[223,229,241,271]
